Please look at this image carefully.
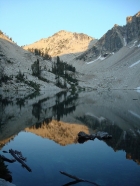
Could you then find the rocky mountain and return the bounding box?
[66,11,140,90]
[0,11,140,92]
[76,11,140,62]
[23,30,96,60]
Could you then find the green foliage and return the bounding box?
[27,48,52,60]
[0,74,12,83]
[52,56,77,88]
[15,70,40,91]
[52,57,75,74]
[31,59,40,77]
[15,70,24,81]
[24,80,40,91]
[38,76,50,83]
[65,73,77,83]
[43,52,52,60]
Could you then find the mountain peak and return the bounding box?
[23,30,95,57]
[126,11,140,24]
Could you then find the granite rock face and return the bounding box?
[126,11,140,43]
[76,11,140,61]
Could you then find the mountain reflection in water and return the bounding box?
[0,90,140,186]
[25,120,89,146]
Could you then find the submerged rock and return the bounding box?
[78,131,96,140]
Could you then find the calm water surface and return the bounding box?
[0,90,140,186]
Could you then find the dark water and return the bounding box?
[0,90,140,186]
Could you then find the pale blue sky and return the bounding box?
[0,0,140,46]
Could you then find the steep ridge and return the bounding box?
[76,11,140,62]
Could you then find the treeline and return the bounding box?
[27,48,52,60]
[30,56,78,89]
[52,57,75,74]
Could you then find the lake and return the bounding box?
[0,90,140,186]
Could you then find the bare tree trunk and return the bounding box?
[60,171,100,186]
[9,149,32,172]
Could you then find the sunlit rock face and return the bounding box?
[126,11,140,43]
[25,120,89,146]
[23,30,95,58]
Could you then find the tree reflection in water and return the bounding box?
[32,91,78,126]
[0,156,12,182]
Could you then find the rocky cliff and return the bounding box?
[66,11,140,90]
[126,11,140,42]
[76,11,140,61]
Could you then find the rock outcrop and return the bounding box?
[78,131,112,143]
[126,11,140,43]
